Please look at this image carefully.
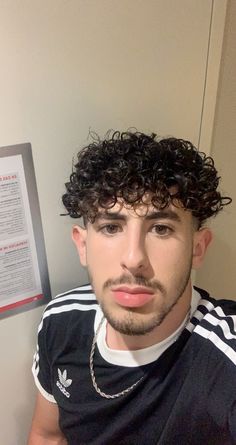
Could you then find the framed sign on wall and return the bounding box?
[0,143,51,319]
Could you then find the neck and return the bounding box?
[106,282,192,350]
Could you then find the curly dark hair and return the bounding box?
[62,130,231,225]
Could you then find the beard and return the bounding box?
[88,260,192,337]
[100,302,174,336]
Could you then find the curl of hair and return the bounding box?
[62,131,232,225]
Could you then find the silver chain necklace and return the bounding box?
[89,316,144,399]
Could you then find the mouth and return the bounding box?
[111,286,154,308]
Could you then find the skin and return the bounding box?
[72,199,212,350]
[27,392,67,444]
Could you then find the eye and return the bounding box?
[99,224,121,235]
[151,224,173,237]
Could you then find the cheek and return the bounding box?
[85,238,118,278]
[87,235,122,259]
[148,239,193,270]
[151,239,192,263]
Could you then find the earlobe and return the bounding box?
[71,225,88,266]
[192,228,213,269]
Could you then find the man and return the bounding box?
[28,131,235,445]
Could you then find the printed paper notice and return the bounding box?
[0,155,43,313]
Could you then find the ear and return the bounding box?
[192,228,213,269]
[71,225,88,266]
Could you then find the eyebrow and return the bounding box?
[95,209,181,223]
[145,210,181,222]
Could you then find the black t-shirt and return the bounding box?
[32,285,236,444]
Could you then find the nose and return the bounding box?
[120,229,149,274]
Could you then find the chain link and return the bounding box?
[89,316,143,399]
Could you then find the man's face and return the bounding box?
[73,199,210,336]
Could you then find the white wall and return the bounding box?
[0,1,226,443]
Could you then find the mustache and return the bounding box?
[103,274,166,295]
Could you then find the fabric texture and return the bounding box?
[32,285,236,445]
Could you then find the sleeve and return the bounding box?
[32,312,57,403]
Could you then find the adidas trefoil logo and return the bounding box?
[58,369,72,387]
[56,368,72,398]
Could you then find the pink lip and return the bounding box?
[112,286,154,294]
[111,286,154,308]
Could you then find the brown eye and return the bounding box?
[100,224,120,235]
[152,225,172,236]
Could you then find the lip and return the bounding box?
[111,286,154,308]
[111,286,154,294]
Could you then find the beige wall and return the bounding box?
[0,1,228,443]
[196,0,236,299]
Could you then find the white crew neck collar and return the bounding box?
[94,288,201,367]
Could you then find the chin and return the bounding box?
[101,305,167,336]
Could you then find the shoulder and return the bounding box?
[192,286,236,320]
[190,286,236,365]
[38,283,98,334]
